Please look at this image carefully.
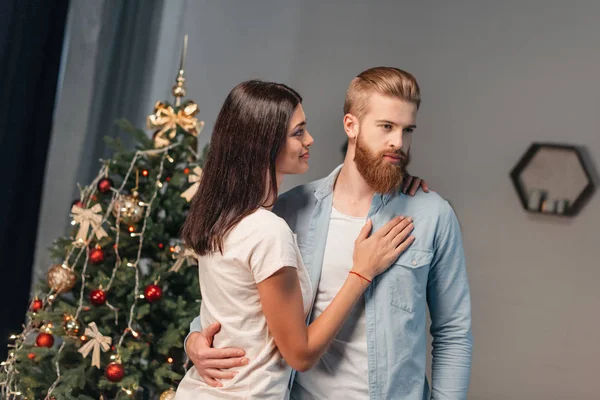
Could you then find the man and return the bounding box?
[185,67,472,399]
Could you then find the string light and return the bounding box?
[42,146,178,398]
[1,106,187,396]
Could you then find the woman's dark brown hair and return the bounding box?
[181,80,302,256]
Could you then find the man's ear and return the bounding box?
[343,113,359,140]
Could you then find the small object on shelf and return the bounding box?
[542,198,556,213]
[510,143,596,217]
[527,189,544,211]
[555,199,569,215]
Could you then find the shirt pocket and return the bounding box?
[387,249,433,313]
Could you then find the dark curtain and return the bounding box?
[0,0,70,358]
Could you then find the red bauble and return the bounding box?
[31,298,43,312]
[97,178,114,194]
[89,248,105,264]
[105,362,125,382]
[27,353,36,360]
[144,284,162,303]
[90,289,107,306]
[36,332,54,348]
[71,199,85,208]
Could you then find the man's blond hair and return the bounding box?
[344,67,421,120]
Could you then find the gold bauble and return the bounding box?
[63,316,80,336]
[112,193,144,224]
[159,388,176,400]
[47,264,77,293]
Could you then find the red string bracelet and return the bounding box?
[349,271,371,284]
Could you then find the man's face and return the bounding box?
[352,93,418,193]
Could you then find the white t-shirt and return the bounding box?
[292,207,369,399]
[176,208,312,400]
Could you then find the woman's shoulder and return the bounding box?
[236,208,292,235]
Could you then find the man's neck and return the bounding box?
[333,158,375,218]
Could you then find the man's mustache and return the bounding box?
[381,150,408,161]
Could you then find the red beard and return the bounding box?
[354,135,410,193]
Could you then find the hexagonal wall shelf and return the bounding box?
[510,143,596,217]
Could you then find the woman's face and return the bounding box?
[276,104,313,175]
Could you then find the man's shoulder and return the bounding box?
[391,189,455,219]
[275,177,325,207]
[273,178,325,223]
[278,177,324,200]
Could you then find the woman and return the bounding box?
[175,80,415,399]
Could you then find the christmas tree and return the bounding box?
[1,36,205,400]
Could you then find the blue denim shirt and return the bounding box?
[188,165,472,399]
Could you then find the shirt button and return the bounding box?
[411,260,417,266]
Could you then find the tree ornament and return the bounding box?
[180,166,203,202]
[30,298,43,312]
[71,199,85,208]
[144,284,162,302]
[90,289,107,306]
[105,362,125,382]
[47,264,77,294]
[71,203,108,244]
[89,247,105,264]
[97,177,114,194]
[36,332,54,348]
[63,315,81,336]
[78,322,111,368]
[159,388,176,400]
[147,101,201,147]
[113,192,145,224]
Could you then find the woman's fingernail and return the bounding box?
[241,358,249,365]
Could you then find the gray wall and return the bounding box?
[179,1,600,398]
[36,0,600,398]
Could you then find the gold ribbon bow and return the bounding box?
[71,203,108,244]
[147,101,200,147]
[169,247,198,273]
[77,322,112,368]
[180,166,203,202]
